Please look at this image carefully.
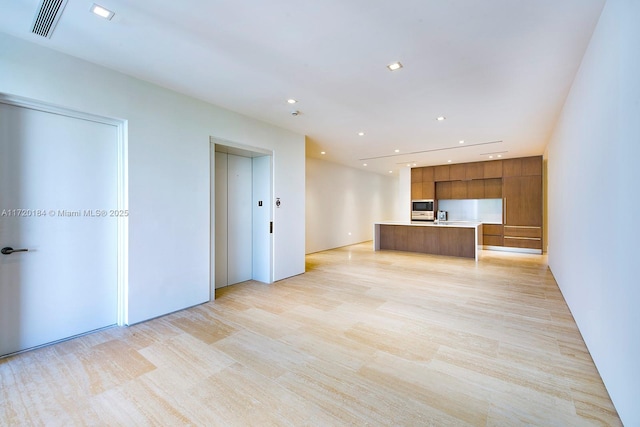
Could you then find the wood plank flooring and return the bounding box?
[0,243,622,426]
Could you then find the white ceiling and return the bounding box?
[0,0,605,175]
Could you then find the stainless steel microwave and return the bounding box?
[411,199,435,221]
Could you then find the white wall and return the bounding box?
[0,33,305,325]
[305,158,398,254]
[546,0,640,425]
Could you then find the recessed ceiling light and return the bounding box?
[437,116,446,121]
[489,155,494,159]
[459,140,465,144]
[287,99,297,104]
[497,154,502,158]
[387,61,403,71]
[320,151,326,155]
[388,170,393,173]
[90,4,114,20]
[394,149,400,153]
[406,163,411,167]
[363,163,367,166]
[447,160,452,163]
[413,163,416,166]
[358,132,365,136]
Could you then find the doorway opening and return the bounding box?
[210,138,273,299]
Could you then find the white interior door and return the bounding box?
[0,102,119,356]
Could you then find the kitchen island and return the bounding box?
[373,221,483,261]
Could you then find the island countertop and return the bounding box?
[373,221,483,261]
[375,221,482,228]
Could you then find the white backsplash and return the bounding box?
[437,199,503,223]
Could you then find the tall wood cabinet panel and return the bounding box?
[503,175,542,226]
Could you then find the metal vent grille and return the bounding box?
[31,0,68,38]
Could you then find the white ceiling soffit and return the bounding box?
[0,0,606,175]
[31,0,68,38]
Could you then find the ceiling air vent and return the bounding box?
[31,0,68,38]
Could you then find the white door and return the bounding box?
[226,154,253,285]
[0,102,119,357]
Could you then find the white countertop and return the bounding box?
[375,221,482,229]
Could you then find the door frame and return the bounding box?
[209,137,274,299]
[0,93,129,326]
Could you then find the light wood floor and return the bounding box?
[0,243,621,426]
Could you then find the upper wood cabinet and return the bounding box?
[522,156,542,176]
[436,181,452,199]
[484,178,502,198]
[467,179,485,198]
[483,160,503,178]
[411,182,422,200]
[465,162,484,180]
[411,167,423,183]
[503,156,542,177]
[422,181,435,199]
[434,165,450,181]
[422,166,435,182]
[449,163,466,181]
[451,180,467,198]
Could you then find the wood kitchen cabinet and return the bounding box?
[411,167,435,199]
[465,162,484,180]
[482,224,503,247]
[484,178,502,198]
[450,181,468,199]
[503,175,542,249]
[422,181,435,199]
[503,156,542,177]
[434,165,450,181]
[467,179,485,198]
[503,175,542,226]
[436,181,452,199]
[449,163,466,181]
[483,160,503,178]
